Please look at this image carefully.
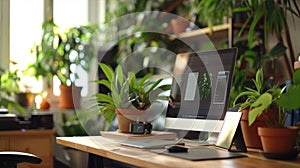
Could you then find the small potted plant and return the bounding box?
[254,68,300,156]
[236,68,300,158]
[28,20,97,109]
[94,63,170,133]
[233,68,280,149]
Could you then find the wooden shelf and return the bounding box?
[170,23,231,49]
[177,23,230,39]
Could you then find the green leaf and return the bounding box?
[276,85,300,110]
[128,72,136,89]
[96,79,112,90]
[263,43,286,60]
[95,93,114,104]
[137,73,152,87]
[146,79,163,95]
[292,69,300,85]
[116,65,124,87]
[255,68,263,93]
[248,5,265,48]
[99,63,114,83]
[233,90,259,107]
[249,93,273,126]
[232,7,251,13]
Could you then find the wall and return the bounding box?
[267,1,300,83]
[0,0,9,69]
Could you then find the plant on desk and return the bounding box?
[235,68,300,157]
[93,63,170,133]
[255,68,300,156]
[233,68,281,149]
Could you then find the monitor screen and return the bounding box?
[164,48,237,134]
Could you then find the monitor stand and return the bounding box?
[181,132,218,146]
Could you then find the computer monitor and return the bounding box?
[164,48,237,137]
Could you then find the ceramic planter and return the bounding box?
[116,108,147,133]
[258,127,298,153]
[59,85,82,109]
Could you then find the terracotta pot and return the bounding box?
[240,108,278,149]
[15,92,36,107]
[170,18,190,35]
[116,108,147,133]
[258,127,299,153]
[59,85,82,109]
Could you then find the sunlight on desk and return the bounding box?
[56,136,300,168]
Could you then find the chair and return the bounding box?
[0,151,42,168]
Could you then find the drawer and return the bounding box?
[9,135,52,157]
[19,161,52,168]
[0,136,9,150]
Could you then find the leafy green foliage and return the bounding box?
[234,0,300,48]
[229,42,286,108]
[196,0,233,30]
[248,92,272,126]
[234,68,281,126]
[235,68,300,128]
[28,20,97,86]
[276,69,300,110]
[93,63,171,130]
[0,68,25,114]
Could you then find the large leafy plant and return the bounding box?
[28,20,97,86]
[93,63,171,129]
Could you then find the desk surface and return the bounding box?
[56,136,300,168]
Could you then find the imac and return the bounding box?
[164,48,238,141]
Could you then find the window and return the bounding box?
[53,0,89,96]
[10,0,44,93]
[9,0,104,98]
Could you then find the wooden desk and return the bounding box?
[0,129,55,168]
[56,136,300,168]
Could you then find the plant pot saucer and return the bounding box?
[261,149,299,160]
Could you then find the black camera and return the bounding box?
[129,122,152,134]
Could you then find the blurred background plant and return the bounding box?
[0,67,25,114]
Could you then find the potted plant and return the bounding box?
[254,68,300,155]
[93,63,170,133]
[233,68,281,149]
[28,20,97,109]
[236,68,300,157]
[0,68,25,114]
